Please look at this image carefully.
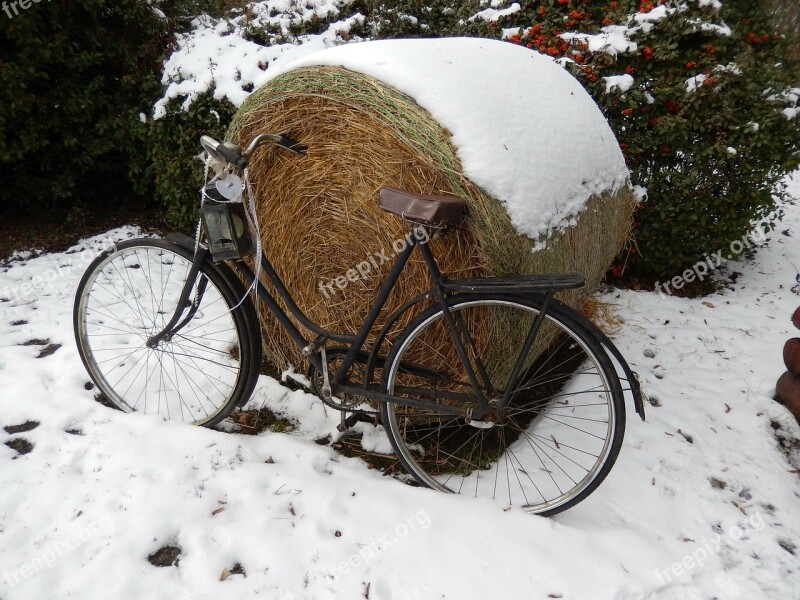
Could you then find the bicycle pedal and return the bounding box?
[337,412,375,433]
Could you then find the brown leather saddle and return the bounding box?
[378,187,466,226]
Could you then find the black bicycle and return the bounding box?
[73,132,645,515]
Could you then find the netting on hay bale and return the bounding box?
[226,38,635,375]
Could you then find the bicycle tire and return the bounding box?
[73,238,261,427]
[380,293,625,516]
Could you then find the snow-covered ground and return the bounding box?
[1,174,799,599]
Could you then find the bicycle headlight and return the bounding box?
[199,184,253,262]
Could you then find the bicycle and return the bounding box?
[73,132,646,515]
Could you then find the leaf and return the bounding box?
[212,507,226,516]
[709,477,727,490]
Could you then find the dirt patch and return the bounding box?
[5,438,33,456]
[37,344,62,359]
[778,539,797,556]
[771,417,800,471]
[148,545,181,567]
[228,408,296,435]
[0,195,165,262]
[94,393,117,410]
[4,421,39,434]
[259,360,306,393]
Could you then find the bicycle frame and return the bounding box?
[230,230,493,419]
[155,224,646,422]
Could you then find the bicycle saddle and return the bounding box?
[378,187,466,226]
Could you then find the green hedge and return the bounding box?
[152,0,799,278]
[4,0,798,281]
[0,0,236,219]
[0,0,166,212]
[494,0,800,277]
[134,92,237,230]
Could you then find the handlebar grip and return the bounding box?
[215,143,248,170]
[277,135,308,155]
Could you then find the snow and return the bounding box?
[604,74,635,94]
[1,172,800,599]
[560,2,730,58]
[561,25,638,56]
[469,2,521,23]
[689,19,732,37]
[633,184,649,202]
[715,62,743,76]
[685,74,709,93]
[501,26,521,40]
[634,4,672,31]
[154,7,365,119]
[560,3,677,55]
[267,37,630,240]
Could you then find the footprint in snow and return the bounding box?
[5,438,34,456]
[19,339,61,358]
[3,420,39,434]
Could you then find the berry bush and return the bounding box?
[471,0,800,278]
[3,0,797,282]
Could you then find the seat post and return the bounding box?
[418,233,445,286]
[418,236,489,413]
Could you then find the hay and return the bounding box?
[582,297,623,336]
[227,66,635,374]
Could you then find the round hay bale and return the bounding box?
[226,38,635,372]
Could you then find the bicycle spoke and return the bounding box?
[383,298,623,515]
[76,241,250,427]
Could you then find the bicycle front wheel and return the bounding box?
[381,295,625,515]
[74,239,261,427]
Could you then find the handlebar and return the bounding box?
[200,133,307,172]
[216,143,249,170]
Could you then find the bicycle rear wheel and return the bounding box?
[74,238,261,427]
[380,295,625,515]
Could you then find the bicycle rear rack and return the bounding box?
[440,273,585,294]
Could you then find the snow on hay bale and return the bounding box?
[227,38,635,370]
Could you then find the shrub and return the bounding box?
[134,92,237,231]
[156,0,800,279]
[14,0,795,281]
[485,0,800,278]
[0,0,236,219]
[0,1,168,214]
